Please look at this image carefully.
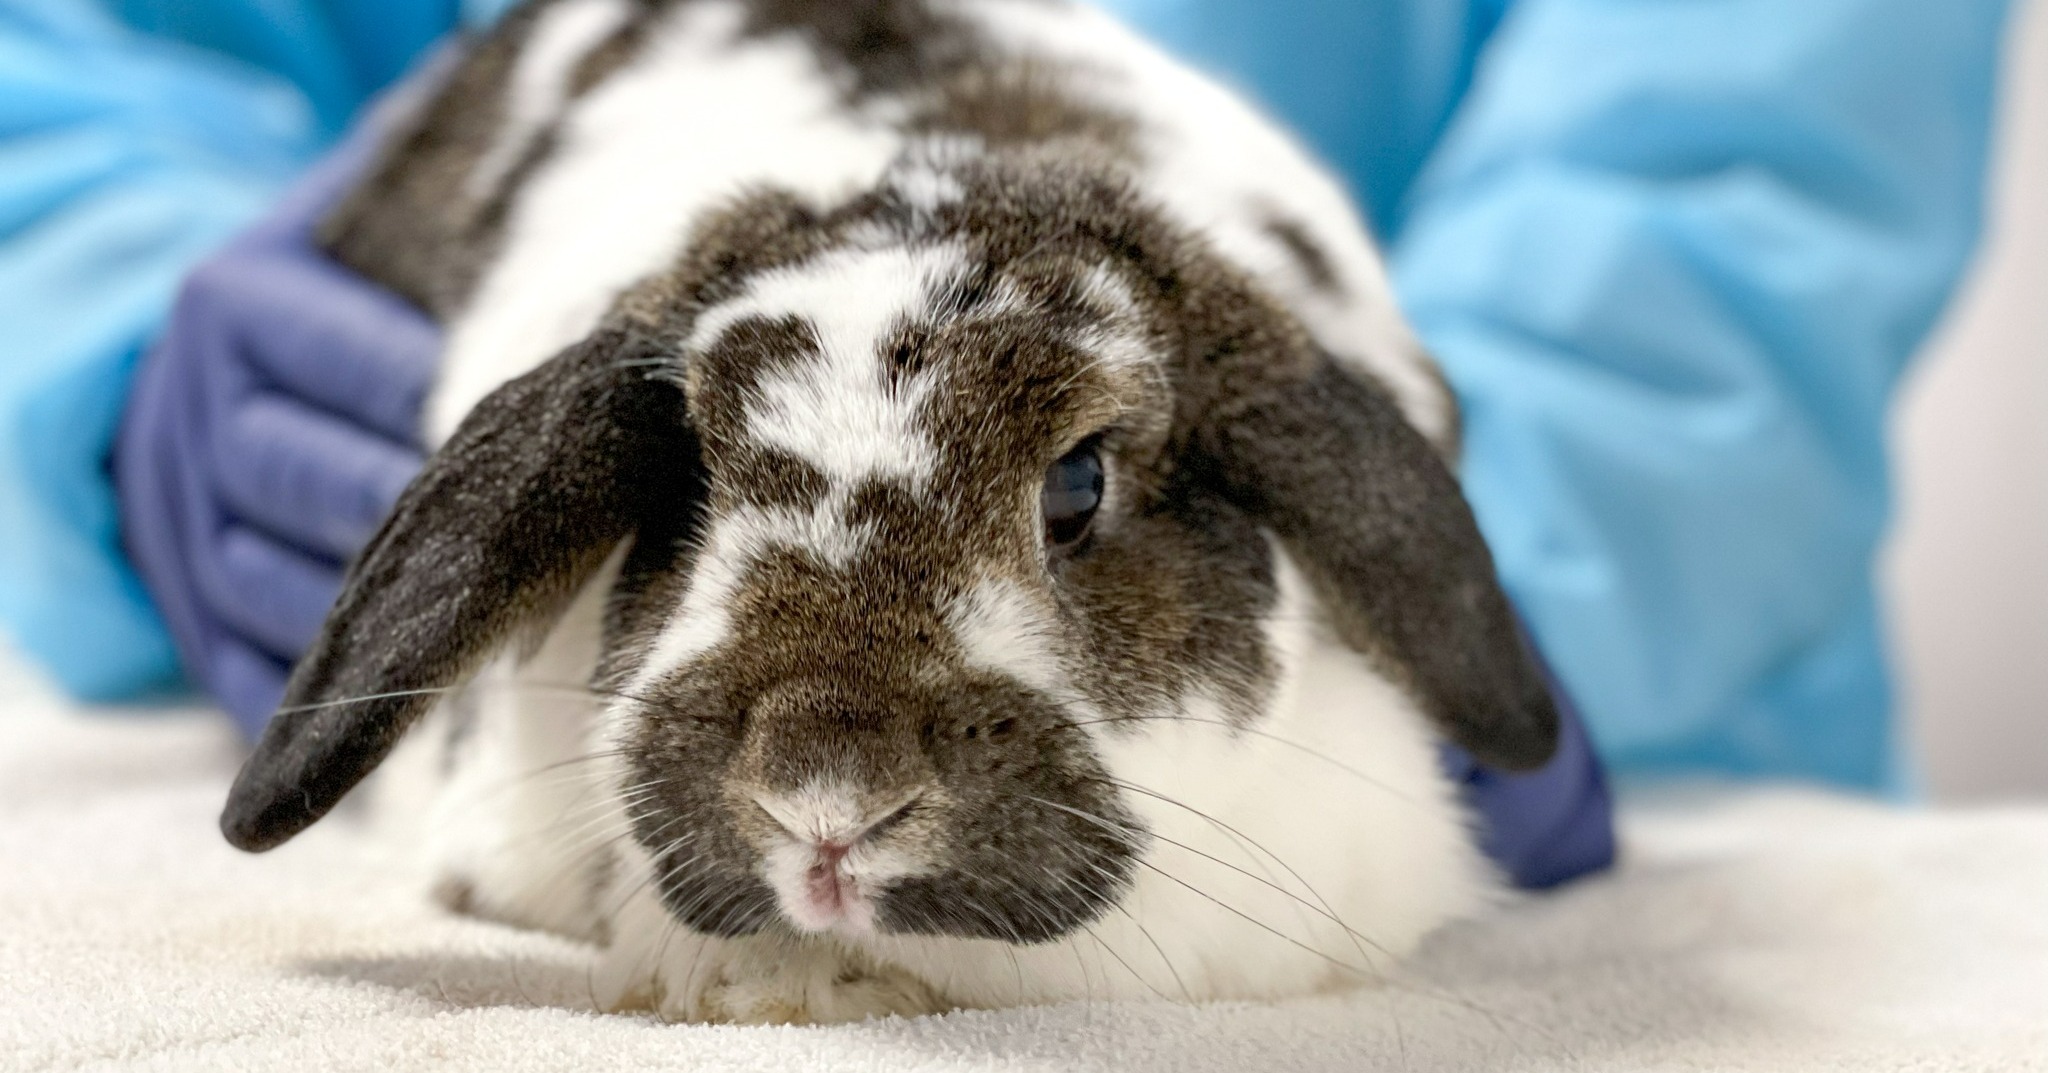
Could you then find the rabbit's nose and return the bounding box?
[752,785,924,848]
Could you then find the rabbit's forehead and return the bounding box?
[683,242,970,489]
[681,238,1158,487]
[632,240,1161,686]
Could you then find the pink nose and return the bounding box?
[806,842,853,914]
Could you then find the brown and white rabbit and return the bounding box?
[220,0,1559,1025]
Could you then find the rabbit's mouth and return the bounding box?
[616,659,1147,945]
[798,847,867,930]
[751,785,931,937]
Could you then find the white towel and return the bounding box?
[3,647,2044,1073]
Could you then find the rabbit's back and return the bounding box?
[323,0,1451,448]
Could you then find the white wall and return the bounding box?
[1887,0,2048,801]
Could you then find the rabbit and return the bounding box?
[219,0,1560,1025]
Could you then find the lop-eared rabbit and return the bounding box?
[221,0,1559,1025]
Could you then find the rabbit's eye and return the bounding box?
[1042,439,1104,551]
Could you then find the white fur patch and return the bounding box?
[429,0,906,444]
[1077,262,1142,322]
[370,549,629,943]
[1066,265,1156,377]
[889,157,968,213]
[465,0,634,202]
[945,578,1066,695]
[878,135,988,224]
[1072,323,1156,381]
[722,499,872,568]
[691,244,969,489]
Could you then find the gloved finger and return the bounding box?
[207,252,439,442]
[206,524,346,659]
[207,636,292,741]
[126,376,304,734]
[212,392,422,560]
[115,341,227,686]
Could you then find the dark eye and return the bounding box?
[1042,439,1104,550]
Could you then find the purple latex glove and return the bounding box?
[115,118,441,739]
[1440,630,1615,890]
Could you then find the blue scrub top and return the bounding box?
[0,0,2015,792]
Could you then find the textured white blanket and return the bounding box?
[3,648,2045,1073]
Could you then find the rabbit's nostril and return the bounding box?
[753,788,923,847]
[860,795,921,843]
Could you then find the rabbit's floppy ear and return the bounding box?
[1190,355,1559,771]
[221,327,698,852]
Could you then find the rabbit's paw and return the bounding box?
[592,893,941,1024]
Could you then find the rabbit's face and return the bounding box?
[600,224,1290,943]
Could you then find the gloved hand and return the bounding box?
[1439,620,1615,889]
[115,118,441,739]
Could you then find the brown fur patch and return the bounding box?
[916,60,1139,158]
[320,7,546,314]
[1260,209,1342,295]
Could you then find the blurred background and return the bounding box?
[1890,0,2047,801]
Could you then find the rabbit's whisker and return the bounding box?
[1046,712,1423,807]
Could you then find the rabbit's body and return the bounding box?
[252,0,1552,1024]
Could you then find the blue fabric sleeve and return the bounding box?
[1391,0,2013,788]
[0,0,453,698]
[105,0,458,134]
